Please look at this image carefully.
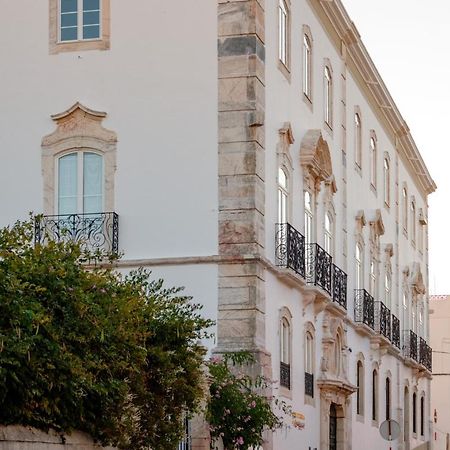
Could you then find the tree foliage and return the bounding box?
[206,352,289,450]
[0,219,213,449]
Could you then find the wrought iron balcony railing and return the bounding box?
[35,212,119,255]
[391,314,401,349]
[375,302,391,340]
[280,362,291,389]
[306,243,332,294]
[275,223,305,278]
[305,371,314,397]
[403,330,418,362]
[354,289,375,330]
[332,264,347,309]
[419,337,432,372]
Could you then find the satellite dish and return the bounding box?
[380,419,401,441]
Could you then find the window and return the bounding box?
[334,334,342,376]
[418,221,424,253]
[278,167,289,224]
[50,0,110,54]
[324,66,332,127]
[370,136,377,187]
[372,370,378,421]
[383,157,390,206]
[385,273,392,309]
[355,113,362,168]
[324,212,333,257]
[58,151,103,215]
[60,0,101,42]
[385,378,391,420]
[280,317,291,389]
[411,201,416,245]
[355,243,364,290]
[420,396,425,436]
[178,415,191,450]
[402,187,408,232]
[357,361,364,416]
[413,392,417,434]
[305,330,314,398]
[304,191,314,244]
[303,34,312,99]
[369,259,376,297]
[278,0,289,66]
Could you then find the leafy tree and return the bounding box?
[206,352,289,450]
[0,218,212,449]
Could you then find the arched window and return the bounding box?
[370,136,377,187]
[383,157,390,206]
[372,370,378,421]
[58,151,103,215]
[420,396,425,436]
[278,167,289,224]
[304,191,314,244]
[324,212,333,257]
[402,187,408,232]
[411,201,416,245]
[324,65,332,127]
[278,0,289,66]
[305,330,314,398]
[303,34,312,99]
[385,377,391,420]
[280,317,291,389]
[413,392,417,434]
[357,360,364,416]
[355,112,362,168]
[385,272,392,309]
[355,243,364,290]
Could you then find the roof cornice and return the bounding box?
[309,0,436,196]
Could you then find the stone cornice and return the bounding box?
[309,0,436,197]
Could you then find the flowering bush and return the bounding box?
[206,352,288,449]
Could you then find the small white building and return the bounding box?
[0,1,435,449]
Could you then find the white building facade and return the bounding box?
[0,1,436,449]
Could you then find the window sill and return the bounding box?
[50,38,109,55]
[371,419,379,428]
[354,163,362,177]
[303,93,313,111]
[356,414,365,423]
[278,60,291,82]
[305,394,315,407]
[279,385,292,400]
[324,121,333,137]
[370,183,377,196]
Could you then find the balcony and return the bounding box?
[375,302,391,340]
[391,314,401,349]
[280,362,291,389]
[354,289,375,330]
[305,371,314,397]
[306,243,332,294]
[35,212,119,255]
[419,337,432,372]
[275,223,305,278]
[403,330,418,362]
[332,264,347,309]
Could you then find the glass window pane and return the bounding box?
[61,12,78,27]
[59,153,78,215]
[61,0,77,13]
[61,27,78,41]
[83,25,100,39]
[83,153,103,213]
[83,11,100,25]
[83,0,100,11]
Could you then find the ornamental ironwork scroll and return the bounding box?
[375,302,391,340]
[306,243,332,294]
[332,264,347,309]
[391,314,400,349]
[354,289,375,330]
[275,223,305,278]
[403,330,418,362]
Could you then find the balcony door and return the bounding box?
[58,151,103,215]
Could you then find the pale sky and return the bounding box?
[342,0,450,295]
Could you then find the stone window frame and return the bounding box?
[304,321,316,406]
[369,130,377,192]
[383,152,391,209]
[277,0,291,80]
[419,391,425,438]
[410,196,416,247]
[412,388,418,437]
[354,106,363,173]
[277,123,295,224]
[302,25,314,107]
[49,0,111,55]
[41,102,117,215]
[385,372,392,421]
[279,307,293,398]
[323,59,333,132]
[402,182,408,236]
[371,363,379,426]
[356,353,365,421]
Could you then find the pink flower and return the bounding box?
[237,436,244,445]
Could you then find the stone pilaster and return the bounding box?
[217,0,267,356]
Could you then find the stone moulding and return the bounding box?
[41,102,117,215]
